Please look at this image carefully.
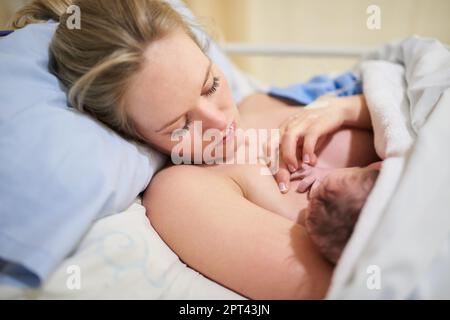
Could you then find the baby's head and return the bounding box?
[305,166,379,264]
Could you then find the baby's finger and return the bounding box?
[296,175,316,193]
[300,162,313,171]
[290,167,310,180]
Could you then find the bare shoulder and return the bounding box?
[238,93,305,130]
[238,93,297,116]
[142,164,243,214]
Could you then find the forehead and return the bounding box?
[320,168,363,194]
[125,30,208,129]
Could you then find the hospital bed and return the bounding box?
[1,2,449,300]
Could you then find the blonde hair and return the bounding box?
[11,0,204,142]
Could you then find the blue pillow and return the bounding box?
[0,21,167,287]
[0,1,254,288]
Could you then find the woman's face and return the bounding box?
[124,30,242,163]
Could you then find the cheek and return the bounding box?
[137,129,182,156]
[218,75,241,126]
[304,207,315,236]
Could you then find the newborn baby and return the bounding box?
[293,162,381,264]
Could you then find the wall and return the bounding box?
[1,0,449,86]
[0,0,29,28]
[185,0,450,85]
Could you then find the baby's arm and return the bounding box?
[291,161,383,193]
[290,164,333,193]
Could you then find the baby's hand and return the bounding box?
[290,164,333,193]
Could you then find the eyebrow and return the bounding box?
[155,59,212,133]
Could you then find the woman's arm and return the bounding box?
[336,94,372,130]
[143,165,333,299]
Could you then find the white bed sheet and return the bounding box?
[0,200,245,299]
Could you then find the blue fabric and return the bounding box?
[269,72,363,105]
[0,1,256,288]
[0,30,14,37]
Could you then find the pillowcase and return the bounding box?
[0,0,257,287]
[0,21,167,287]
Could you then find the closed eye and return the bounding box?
[180,75,220,133]
[178,76,221,132]
[203,76,220,97]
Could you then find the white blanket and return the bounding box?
[327,37,450,299]
[0,201,244,299]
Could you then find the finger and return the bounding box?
[300,162,313,171]
[290,172,308,181]
[302,132,319,165]
[310,153,318,166]
[274,159,291,194]
[276,168,291,193]
[290,166,310,180]
[309,135,327,166]
[296,175,316,193]
[296,137,305,164]
[281,128,305,172]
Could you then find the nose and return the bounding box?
[193,102,229,132]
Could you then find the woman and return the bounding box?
[13,0,378,299]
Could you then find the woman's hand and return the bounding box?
[279,98,348,169]
[273,94,371,193]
